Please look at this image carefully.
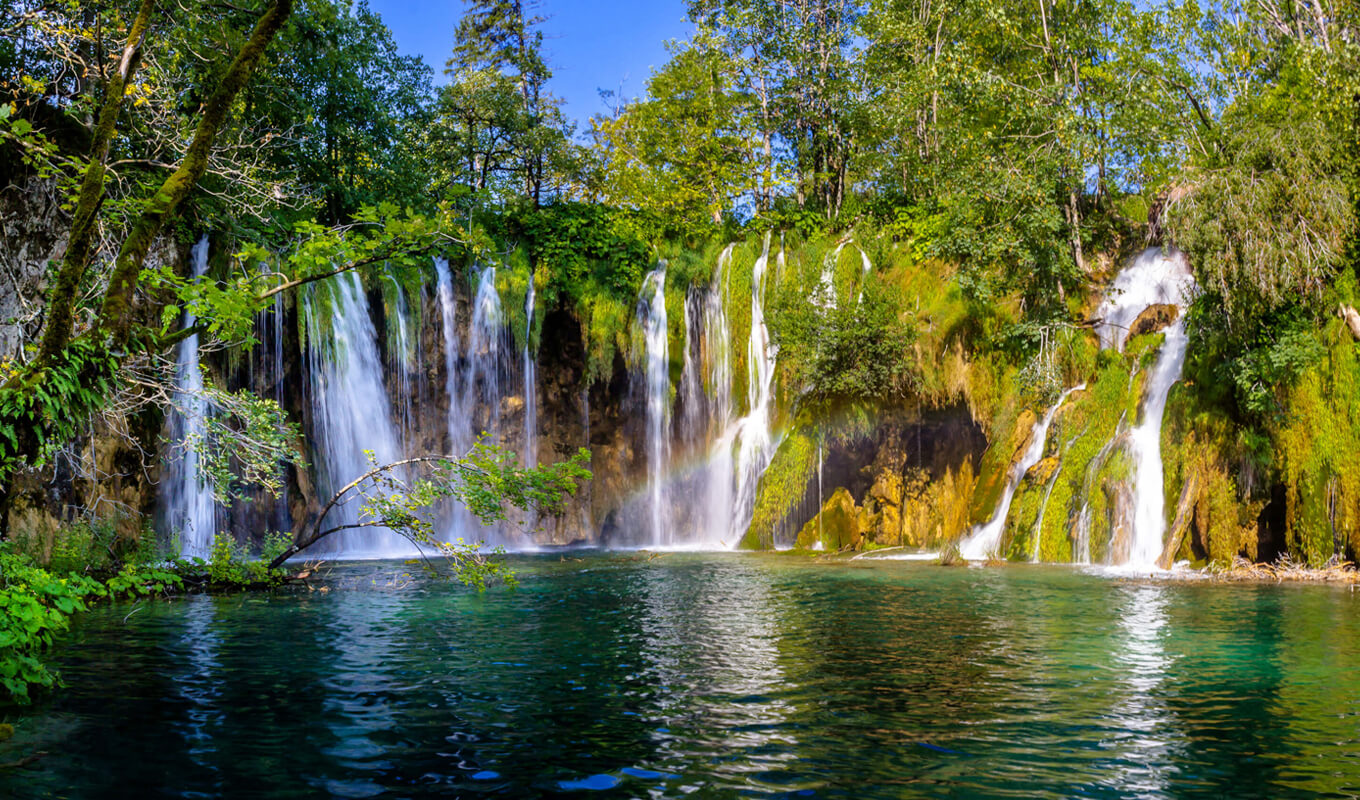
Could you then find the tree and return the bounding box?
[0,0,297,514]
[589,41,758,228]
[267,443,591,573]
[253,0,434,224]
[436,0,574,207]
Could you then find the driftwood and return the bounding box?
[1211,555,1359,584]
[1340,305,1360,341]
[1157,471,1199,570]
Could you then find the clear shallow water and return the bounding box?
[4,553,1360,799]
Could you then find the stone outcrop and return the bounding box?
[1128,303,1179,338]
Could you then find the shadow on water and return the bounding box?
[2,554,1359,798]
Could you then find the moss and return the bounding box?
[793,487,860,551]
[742,424,818,549]
[1274,319,1360,564]
[1001,456,1058,560]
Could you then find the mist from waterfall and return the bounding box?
[163,236,218,559]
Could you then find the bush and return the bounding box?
[0,545,102,704]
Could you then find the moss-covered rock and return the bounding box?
[795,487,861,551]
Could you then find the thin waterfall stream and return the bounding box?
[960,383,1084,561]
[162,235,217,559]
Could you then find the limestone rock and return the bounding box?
[1128,303,1179,338]
[796,487,862,551]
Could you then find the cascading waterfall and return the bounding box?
[433,257,461,448]
[1032,421,1086,562]
[854,246,872,303]
[960,384,1084,561]
[522,275,537,469]
[436,262,511,545]
[679,244,734,445]
[302,272,409,557]
[1096,248,1194,570]
[636,267,672,545]
[1125,320,1188,568]
[815,242,846,310]
[163,236,217,559]
[384,275,416,449]
[728,238,780,540]
[662,238,781,548]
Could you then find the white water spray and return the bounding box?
[163,236,217,559]
[636,267,671,545]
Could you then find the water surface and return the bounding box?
[3,553,1359,798]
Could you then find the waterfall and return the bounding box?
[1126,319,1189,569]
[163,235,217,559]
[662,238,781,548]
[463,267,505,441]
[815,242,846,310]
[679,245,734,445]
[384,275,415,450]
[960,384,1084,561]
[523,275,537,469]
[1096,248,1195,570]
[435,262,511,545]
[636,267,672,545]
[854,246,872,303]
[728,237,779,539]
[1032,424,1084,562]
[1095,249,1193,352]
[433,258,461,448]
[302,273,409,557]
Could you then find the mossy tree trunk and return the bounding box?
[35,0,157,365]
[0,0,295,526]
[97,0,294,349]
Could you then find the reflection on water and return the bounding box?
[1106,585,1178,797]
[3,555,1360,799]
[175,595,224,773]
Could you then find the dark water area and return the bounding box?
[3,553,1359,798]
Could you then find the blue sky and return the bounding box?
[368,0,693,127]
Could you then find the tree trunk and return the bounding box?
[36,0,156,366]
[96,0,295,350]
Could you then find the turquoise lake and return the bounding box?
[3,552,1359,798]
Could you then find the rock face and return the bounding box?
[2,177,187,553]
[796,487,861,550]
[788,407,986,552]
[0,177,66,360]
[1128,303,1180,338]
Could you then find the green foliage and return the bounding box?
[105,563,186,599]
[770,273,917,404]
[46,519,119,576]
[294,443,592,589]
[0,545,101,704]
[0,337,120,476]
[194,387,303,504]
[588,40,758,231]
